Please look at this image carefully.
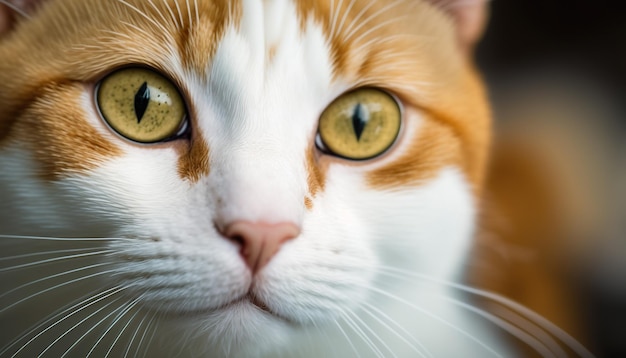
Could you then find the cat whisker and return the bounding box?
[1,288,107,356]
[115,0,171,36]
[351,15,413,49]
[0,249,113,273]
[334,0,358,40]
[369,49,426,60]
[98,29,134,41]
[334,319,362,358]
[347,309,399,358]
[434,0,489,13]
[118,20,172,51]
[0,0,29,18]
[310,315,339,357]
[0,267,120,314]
[376,266,594,358]
[225,0,233,20]
[160,0,181,30]
[329,0,344,40]
[6,286,124,357]
[0,247,104,262]
[353,80,424,95]
[0,262,111,300]
[0,234,128,242]
[134,310,158,358]
[328,0,335,37]
[172,0,186,31]
[60,298,133,358]
[172,317,195,357]
[343,0,405,42]
[86,297,139,358]
[339,0,384,41]
[104,300,143,358]
[359,301,433,358]
[350,34,431,57]
[341,310,386,358]
[491,304,570,356]
[328,0,355,39]
[441,296,563,358]
[357,283,504,357]
[193,0,199,24]
[184,0,193,29]
[145,0,174,32]
[38,295,127,357]
[360,61,424,74]
[139,300,167,358]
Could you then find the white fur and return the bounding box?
[0,0,512,357]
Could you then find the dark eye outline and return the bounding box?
[315,87,404,161]
[94,66,191,144]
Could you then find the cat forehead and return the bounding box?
[190,0,461,94]
[31,0,460,93]
[201,0,340,114]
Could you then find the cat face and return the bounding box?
[0,0,490,356]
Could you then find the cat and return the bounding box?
[0,0,594,357]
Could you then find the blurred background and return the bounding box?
[476,0,626,356]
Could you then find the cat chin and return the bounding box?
[157,300,296,358]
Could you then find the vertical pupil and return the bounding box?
[351,103,368,141]
[134,81,151,123]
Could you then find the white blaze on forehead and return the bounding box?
[195,0,341,224]
[262,0,294,52]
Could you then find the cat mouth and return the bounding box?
[219,292,295,324]
[246,292,271,312]
[166,293,289,323]
[161,297,299,333]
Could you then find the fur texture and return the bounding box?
[0,0,591,357]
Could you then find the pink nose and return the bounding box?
[222,221,300,273]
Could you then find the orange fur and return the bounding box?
[177,134,210,182]
[304,196,313,210]
[8,82,121,179]
[295,0,491,192]
[366,111,463,188]
[305,145,326,199]
[472,139,589,356]
[176,0,240,71]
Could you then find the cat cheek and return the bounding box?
[366,112,463,190]
[11,83,122,180]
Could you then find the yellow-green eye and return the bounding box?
[96,68,187,143]
[318,88,401,160]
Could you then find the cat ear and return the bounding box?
[0,0,43,35]
[425,0,490,54]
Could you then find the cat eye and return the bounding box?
[96,68,188,143]
[317,88,401,160]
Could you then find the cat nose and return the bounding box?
[222,221,300,274]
